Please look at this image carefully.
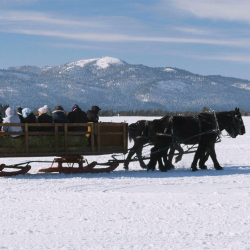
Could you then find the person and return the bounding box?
[67,104,88,132]
[0,107,3,124]
[87,106,101,123]
[22,108,37,131]
[52,105,69,132]
[37,105,53,131]
[16,106,24,123]
[1,107,23,137]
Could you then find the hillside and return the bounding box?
[0,57,250,111]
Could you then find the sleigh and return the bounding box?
[0,122,128,176]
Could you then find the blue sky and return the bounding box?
[1,0,250,79]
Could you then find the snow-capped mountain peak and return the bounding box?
[95,57,124,69]
[65,57,124,71]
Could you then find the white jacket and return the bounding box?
[1,107,23,137]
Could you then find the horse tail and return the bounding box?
[128,123,137,143]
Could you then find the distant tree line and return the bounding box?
[99,107,250,116]
[1,104,250,116]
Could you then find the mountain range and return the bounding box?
[0,56,250,112]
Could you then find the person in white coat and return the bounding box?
[1,107,23,137]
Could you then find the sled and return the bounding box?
[38,155,119,174]
[0,122,128,176]
[0,164,31,177]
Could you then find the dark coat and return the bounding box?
[37,113,53,131]
[18,114,24,123]
[23,113,37,132]
[87,110,99,123]
[0,115,2,124]
[52,111,69,132]
[67,108,88,132]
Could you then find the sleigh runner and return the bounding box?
[0,122,128,176]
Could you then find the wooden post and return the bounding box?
[97,123,101,152]
[123,123,127,152]
[64,123,68,151]
[91,123,95,151]
[55,124,59,152]
[25,123,29,153]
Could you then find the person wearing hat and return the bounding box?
[37,105,53,131]
[16,107,24,123]
[67,104,88,132]
[87,106,101,123]
[1,107,23,137]
[0,107,2,124]
[22,108,37,131]
[52,105,69,132]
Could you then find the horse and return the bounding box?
[124,120,184,171]
[146,108,245,172]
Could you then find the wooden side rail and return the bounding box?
[0,122,128,156]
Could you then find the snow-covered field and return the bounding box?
[1,116,250,250]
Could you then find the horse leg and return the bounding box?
[123,147,136,170]
[147,146,159,171]
[191,144,206,171]
[174,144,184,163]
[199,151,210,169]
[158,148,169,172]
[137,146,147,169]
[207,143,223,170]
[167,147,176,170]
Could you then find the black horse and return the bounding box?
[124,120,184,171]
[146,108,245,172]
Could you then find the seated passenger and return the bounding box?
[1,107,23,137]
[52,106,69,132]
[67,104,88,132]
[22,108,37,132]
[37,105,53,131]
[0,107,2,124]
[16,106,24,123]
[87,106,101,123]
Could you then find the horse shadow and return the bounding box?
[8,164,250,180]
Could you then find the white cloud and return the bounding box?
[207,56,250,63]
[0,0,38,5]
[0,11,101,27]
[171,0,250,23]
[8,29,250,48]
[173,27,207,35]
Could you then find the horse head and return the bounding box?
[233,107,246,136]
[218,108,245,138]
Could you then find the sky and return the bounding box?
[1,0,250,79]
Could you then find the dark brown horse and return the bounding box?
[124,120,183,171]
[146,108,245,171]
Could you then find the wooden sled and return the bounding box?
[38,155,119,174]
[0,164,31,177]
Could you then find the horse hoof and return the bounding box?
[191,167,198,172]
[123,166,129,170]
[215,166,223,170]
[199,165,207,170]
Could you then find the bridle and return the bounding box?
[219,112,244,138]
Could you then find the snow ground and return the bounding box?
[1,116,250,250]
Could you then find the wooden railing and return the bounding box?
[0,122,128,157]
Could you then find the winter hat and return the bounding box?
[5,107,14,117]
[16,107,23,116]
[71,104,79,112]
[38,105,48,114]
[91,106,101,112]
[22,108,32,118]
[52,105,65,113]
